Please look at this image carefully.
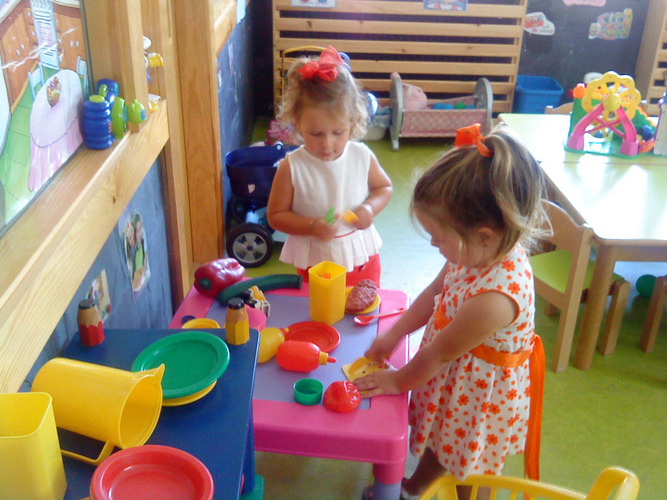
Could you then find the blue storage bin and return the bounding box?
[513,75,564,113]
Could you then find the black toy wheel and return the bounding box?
[228,196,250,224]
[226,223,274,268]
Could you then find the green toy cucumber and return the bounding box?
[216,274,303,306]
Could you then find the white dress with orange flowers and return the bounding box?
[408,244,535,479]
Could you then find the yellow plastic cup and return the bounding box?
[182,317,221,329]
[31,357,164,465]
[0,392,67,500]
[309,260,347,325]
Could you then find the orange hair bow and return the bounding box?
[298,46,345,82]
[454,123,493,158]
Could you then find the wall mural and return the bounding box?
[0,0,88,235]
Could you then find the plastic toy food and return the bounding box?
[276,340,336,372]
[194,258,245,298]
[323,381,361,413]
[258,327,285,363]
[345,279,377,313]
[217,274,303,306]
[225,297,250,346]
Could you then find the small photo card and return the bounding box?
[291,0,336,8]
[424,0,468,11]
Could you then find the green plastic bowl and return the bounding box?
[293,378,323,406]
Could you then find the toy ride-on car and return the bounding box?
[225,143,294,267]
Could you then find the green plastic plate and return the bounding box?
[132,331,230,399]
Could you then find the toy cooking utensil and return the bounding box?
[342,356,388,383]
[353,307,405,325]
[344,286,380,314]
[283,321,340,353]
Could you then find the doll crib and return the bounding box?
[389,72,493,151]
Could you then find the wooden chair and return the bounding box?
[545,102,573,114]
[417,466,640,500]
[530,201,630,372]
[639,275,666,353]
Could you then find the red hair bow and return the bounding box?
[298,46,345,82]
[454,123,493,158]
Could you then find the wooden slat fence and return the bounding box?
[273,0,527,114]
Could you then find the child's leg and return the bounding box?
[345,254,381,287]
[401,447,445,496]
[454,485,490,500]
[403,449,491,500]
[296,268,309,282]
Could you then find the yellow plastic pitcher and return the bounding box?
[309,261,347,325]
[31,357,164,465]
[0,392,67,500]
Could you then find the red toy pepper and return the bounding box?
[194,258,245,298]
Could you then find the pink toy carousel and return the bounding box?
[566,71,657,157]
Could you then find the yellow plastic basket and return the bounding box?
[418,466,639,500]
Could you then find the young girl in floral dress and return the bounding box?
[354,124,548,500]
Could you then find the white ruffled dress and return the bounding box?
[279,142,382,271]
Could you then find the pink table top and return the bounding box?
[170,284,409,484]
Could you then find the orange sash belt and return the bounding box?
[470,334,545,481]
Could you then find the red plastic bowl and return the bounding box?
[90,445,214,500]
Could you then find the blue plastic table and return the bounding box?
[60,327,258,500]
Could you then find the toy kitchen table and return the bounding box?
[171,283,410,500]
[60,327,259,500]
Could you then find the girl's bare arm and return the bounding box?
[364,264,447,362]
[352,155,393,229]
[356,289,517,397]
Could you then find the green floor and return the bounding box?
[244,118,666,499]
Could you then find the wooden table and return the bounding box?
[500,113,667,369]
[171,284,410,500]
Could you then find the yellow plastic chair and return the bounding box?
[418,466,640,500]
[529,201,629,372]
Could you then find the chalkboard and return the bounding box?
[518,0,649,100]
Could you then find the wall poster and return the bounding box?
[424,0,468,11]
[0,0,90,237]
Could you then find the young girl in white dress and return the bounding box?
[355,124,549,500]
[267,46,392,286]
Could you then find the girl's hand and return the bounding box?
[351,203,374,230]
[364,334,398,362]
[353,367,401,398]
[310,216,341,241]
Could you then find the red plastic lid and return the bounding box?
[90,445,214,500]
[283,321,340,353]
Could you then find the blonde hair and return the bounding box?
[411,124,549,260]
[278,54,368,140]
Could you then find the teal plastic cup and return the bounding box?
[293,378,323,406]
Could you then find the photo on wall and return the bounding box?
[84,269,112,322]
[0,0,90,236]
[119,211,151,300]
